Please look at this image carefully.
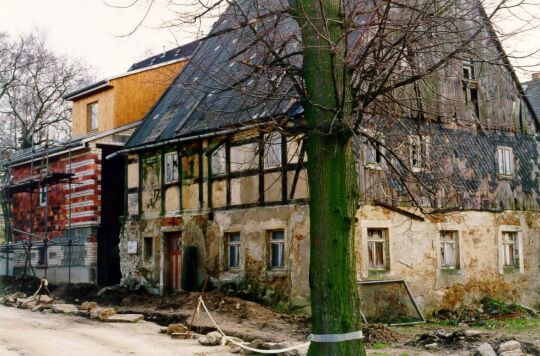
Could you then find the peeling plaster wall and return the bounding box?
[119,204,540,310]
[357,205,540,311]
[119,204,310,297]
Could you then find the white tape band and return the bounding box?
[310,330,363,343]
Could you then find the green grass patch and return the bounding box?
[371,342,390,349]
[471,316,540,331]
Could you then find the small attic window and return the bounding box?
[247,79,254,86]
[463,60,475,80]
[228,62,235,67]
[214,45,221,51]
[175,49,181,56]
[232,38,238,44]
[150,58,156,65]
[250,53,257,60]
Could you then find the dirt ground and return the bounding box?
[1,277,539,355]
[118,290,312,343]
[0,305,236,356]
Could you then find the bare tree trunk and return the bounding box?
[295,0,365,354]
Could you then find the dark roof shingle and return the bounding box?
[125,0,301,149]
[128,39,201,72]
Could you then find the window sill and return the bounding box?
[498,174,513,180]
[439,268,461,275]
[502,266,521,274]
[266,269,287,278]
[364,164,383,171]
[368,269,390,278]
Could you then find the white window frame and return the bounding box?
[497,146,514,177]
[226,232,241,270]
[39,185,47,207]
[360,220,392,279]
[211,144,227,176]
[365,142,383,168]
[366,228,389,270]
[463,59,475,80]
[269,230,285,270]
[497,226,524,274]
[164,151,179,184]
[230,142,259,172]
[264,132,282,169]
[438,230,461,269]
[408,136,428,171]
[88,101,99,131]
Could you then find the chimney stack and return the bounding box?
[532,72,540,81]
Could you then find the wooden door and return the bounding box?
[169,235,182,291]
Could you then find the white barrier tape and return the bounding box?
[310,330,363,343]
[197,296,311,354]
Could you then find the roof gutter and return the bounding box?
[3,142,87,168]
[106,122,266,160]
[64,80,111,101]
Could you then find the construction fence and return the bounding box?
[0,239,89,284]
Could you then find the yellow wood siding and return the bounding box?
[112,61,186,128]
[71,88,115,138]
[70,60,186,137]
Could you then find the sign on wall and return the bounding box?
[127,240,138,255]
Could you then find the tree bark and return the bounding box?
[294,0,366,355]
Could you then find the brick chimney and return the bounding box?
[532,72,540,81]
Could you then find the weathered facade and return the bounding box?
[1,41,198,285]
[116,0,540,312]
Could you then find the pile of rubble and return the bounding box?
[407,328,485,350]
[435,297,536,324]
[160,322,304,355]
[0,292,144,323]
[362,323,402,345]
[407,329,535,356]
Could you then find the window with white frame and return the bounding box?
[39,186,47,207]
[87,102,99,131]
[264,133,282,169]
[226,233,241,269]
[211,144,227,175]
[164,151,179,184]
[230,143,258,172]
[497,146,514,176]
[365,142,383,165]
[409,136,427,169]
[440,230,459,269]
[502,231,519,267]
[269,230,285,269]
[462,59,475,80]
[367,228,388,270]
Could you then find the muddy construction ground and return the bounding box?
[1,276,539,355]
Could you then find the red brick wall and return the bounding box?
[10,148,102,241]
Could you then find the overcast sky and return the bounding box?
[0,0,538,81]
[0,0,208,78]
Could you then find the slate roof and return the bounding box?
[525,78,540,119]
[124,0,537,152]
[128,39,201,72]
[125,0,302,149]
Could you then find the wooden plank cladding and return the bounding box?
[70,61,187,138]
